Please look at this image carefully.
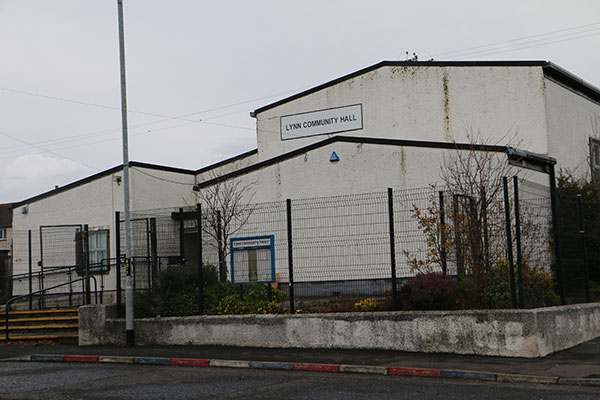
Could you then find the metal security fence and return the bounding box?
[6,175,596,313]
[106,177,565,313]
[6,227,104,310]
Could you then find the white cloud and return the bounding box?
[3,153,86,180]
[0,153,89,202]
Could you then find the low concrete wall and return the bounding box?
[79,303,600,358]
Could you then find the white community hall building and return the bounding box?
[8,60,600,303]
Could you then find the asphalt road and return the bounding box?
[0,361,598,400]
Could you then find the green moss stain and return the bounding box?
[443,72,451,140]
[400,148,406,185]
[390,66,418,78]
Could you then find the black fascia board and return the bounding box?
[195,135,511,189]
[11,161,197,209]
[251,60,551,116]
[11,165,123,209]
[543,62,600,105]
[129,161,196,175]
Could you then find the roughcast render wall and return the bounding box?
[79,303,600,358]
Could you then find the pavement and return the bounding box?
[1,338,600,387]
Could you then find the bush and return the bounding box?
[132,263,288,317]
[480,261,559,309]
[400,272,457,310]
[354,297,378,312]
[557,174,600,296]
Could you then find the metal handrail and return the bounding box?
[4,275,97,341]
[0,266,76,282]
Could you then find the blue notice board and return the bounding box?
[230,235,275,284]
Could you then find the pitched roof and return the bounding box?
[11,162,195,209]
[252,60,600,115]
[195,135,555,190]
[10,149,259,209]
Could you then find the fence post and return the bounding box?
[196,204,204,314]
[549,164,566,305]
[149,218,158,284]
[286,199,295,314]
[577,194,591,302]
[502,177,517,309]
[513,177,525,309]
[179,208,185,265]
[438,191,447,277]
[217,210,225,282]
[387,188,399,311]
[115,212,122,313]
[28,230,32,310]
[83,224,91,305]
[453,194,464,279]
[38,227,45,309]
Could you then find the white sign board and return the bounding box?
[280,104,363,140]
[230,235,275,284]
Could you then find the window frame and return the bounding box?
[88,229,110,267]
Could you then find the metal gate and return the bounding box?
[38,224,84,303]
[39,224,83,270]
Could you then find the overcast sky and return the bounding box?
[1,0,599,203]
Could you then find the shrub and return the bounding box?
[132,263,288,317]
[480,260,559,309]
[400,272,457,310]
[354,297,378,312]
[216,295,247,315]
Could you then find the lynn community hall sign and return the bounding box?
[280,104,363,140]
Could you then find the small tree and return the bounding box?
[405,127,524,303]
[197,174,256,282]
[440,128,518,288]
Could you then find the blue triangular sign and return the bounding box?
[330,151,340,162]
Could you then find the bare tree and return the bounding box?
[440,128,521,287]
[196,174,256,282]
[405,127,525,293]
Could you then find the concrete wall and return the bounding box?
[80,303,600,358]
[544,77,600,178]
[255,65,549,162]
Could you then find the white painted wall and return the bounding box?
[255,65,549,162]
[129,167,196,211]
[195,152,259,183]
[10,165,198,295]
[544,77,600,178]
[197,142,542,284]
